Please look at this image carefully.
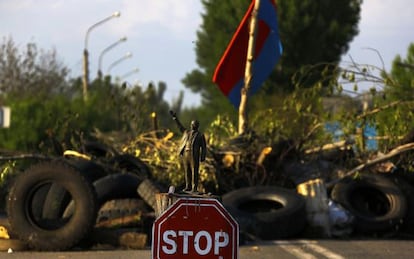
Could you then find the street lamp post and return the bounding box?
[120,67,140,80]
[97,37,127,80]
[107,52,133,74]
[82,11,121,102]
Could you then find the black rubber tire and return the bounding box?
[6,161,98,251]
[83,140,117,158]
[222,186,307,240]
[137,179,164,211]
[109,154,151,180]
[96,198,149,224]
[42,160,107,219]
[41,182,72,219]
[384,174,414,233]
[68,159,108,181]
[94,173,142,206]
[28,184,50,221]
[331,173,407,234]
[63,173,142,218]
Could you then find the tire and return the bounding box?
[63,173,142,218]
[94,173,142,206]
[96,198,149,224]
[109,154,151,180]
[385,174,414,233]
[68,159,108,181]
[7,161,98,251]
[42,160,107,219]
[222,186,307,240]
[28,184,50,221]
[137,179,164,211]
[41,182,72,219]
[331,173,407,234]
[83,140,117,158]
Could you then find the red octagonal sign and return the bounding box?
[152,198,239,259]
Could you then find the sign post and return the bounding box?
[0,106,10,128]
[152,198,239,259]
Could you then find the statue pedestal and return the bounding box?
[154,192,221,218]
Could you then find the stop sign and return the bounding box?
[152,197,239,259]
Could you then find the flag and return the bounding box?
[212,0,283,108]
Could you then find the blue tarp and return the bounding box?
[325,122,377,150]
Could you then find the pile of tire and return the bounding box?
[6,154,159,251]
[221,172,414,240]
[13,148,413,250]
[330,172,410,235]
[222,186,307,242]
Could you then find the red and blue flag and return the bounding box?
[212,0,283,108]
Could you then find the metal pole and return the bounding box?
[107,52,133,74]
[98,37,127,80]
[82,11,121,102]
[82,49,89,102]
[120,68,140,80]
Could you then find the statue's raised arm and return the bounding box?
[169,110,186,133]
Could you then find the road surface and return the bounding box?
[5,239,414,258]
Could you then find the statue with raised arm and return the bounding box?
[170,110,207,193]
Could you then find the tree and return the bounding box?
[0,37,69,99]
[385,43,414,101]
[0,37,184,152]
[371,43,414,149]
[334,42,414,152]
[182,0,361,116]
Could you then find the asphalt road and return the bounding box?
[5,239,414,259]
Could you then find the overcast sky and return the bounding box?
[0,0,413,107]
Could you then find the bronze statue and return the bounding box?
[170,111,207,193]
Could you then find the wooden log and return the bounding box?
[155,193,177,218]
[95,212,143,228]
[326,142,414,188]
[119,232,148,249]
[90,228,147,249]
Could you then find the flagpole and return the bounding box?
[239,0,260,135]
